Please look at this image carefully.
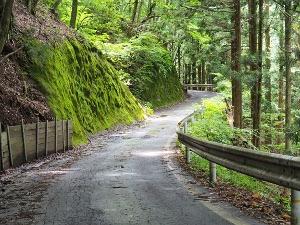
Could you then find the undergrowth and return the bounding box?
[185,97,290,211]
[104,33,184,108]
[25,38,144,144]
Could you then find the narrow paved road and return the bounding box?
[1,91,263,225]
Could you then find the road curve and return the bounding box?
[1,91,263,225]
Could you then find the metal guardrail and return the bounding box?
[177,110,300,225]
[183,84,214,91]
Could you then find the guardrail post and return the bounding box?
[292,189,300,225]
[209,162,217,186]
[191,115,195,123]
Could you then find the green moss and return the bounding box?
[25,38,144,144]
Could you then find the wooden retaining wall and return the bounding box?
[0,120,73,171]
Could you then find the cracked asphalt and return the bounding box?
[1,91,263,225]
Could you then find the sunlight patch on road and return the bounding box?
[104,172,137,177]
[133,150,173,157]
[36,170,68,175]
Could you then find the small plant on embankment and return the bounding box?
[183,97,290,212]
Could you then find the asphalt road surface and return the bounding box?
[1,91,263,225]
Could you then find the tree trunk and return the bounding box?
[30,0,39,15]
[201,61,206,90]
[231,0,242,128]
[254,0,263,147]
[136,0,143,23]
[0,0,14,54]
[197,64,202,90]
[284,1,292,153]
[70,0,78,29]
[51,0,62,15]
[192,61,197,86]
[264,0,272,144]
[177,44,181,80]
[131,0,139,23]
[0,0,6,13]
[248,0,260,147]
[26,0,32,12]
[277,20,284,145]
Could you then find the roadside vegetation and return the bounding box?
[184,98,290,214]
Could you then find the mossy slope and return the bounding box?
[26,38,144,144]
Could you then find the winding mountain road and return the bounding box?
[0,91,263,225]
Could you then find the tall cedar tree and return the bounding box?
[284,0,292,152]
[0,0,14,54]
[231,0,242,128]
[248,0,260,147]
[264,0,272,144]
[70,0,78,28]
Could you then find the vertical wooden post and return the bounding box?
[62,120,65,152]
[66,120,69,151]
[45,120,48,156]
[55,118,58,153]
[7,125,13,167]
[21,119,28,162]
[36,118,39,159]
[0,122,3,171]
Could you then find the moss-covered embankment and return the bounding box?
[25,38,144,144]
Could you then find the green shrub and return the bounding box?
[104,33,184,108]
[189,98,233,144]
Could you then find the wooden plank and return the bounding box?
[20,132,72,144]
[62,120,65,152]
[21,120,28,162]
[46,135,55,154]
[36,118,39,159]
[69,120,73,148]
[66,120,69,151]
[23,125,64,138]
[45,120,48,156]
[1,144,9,170]
[55,118,57,153]
[7,126,13,167]
[0,122,3,171]
[17,121,57,132]
[8,125,22,134]
[25,140,37,161]
[2,144,9,158]
[9,141,25,167]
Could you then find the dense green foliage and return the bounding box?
[104,33,184,108]
[189,98,233,144]
[26,38,144,144]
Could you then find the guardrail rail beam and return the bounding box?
[177,108,300,224]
